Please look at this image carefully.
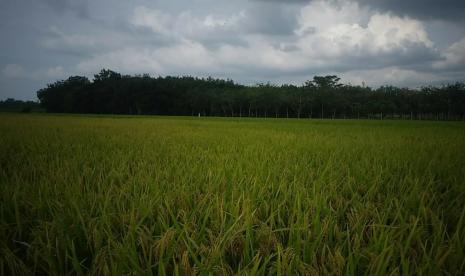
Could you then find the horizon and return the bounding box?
[3,69,465,102]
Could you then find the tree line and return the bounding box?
[0,98,41,113]
[36,69,465,120]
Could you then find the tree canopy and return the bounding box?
[36,69,465,120]
[0,98,41,113]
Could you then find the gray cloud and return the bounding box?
[252,0,309,3]
[1,0,465,100]
[39,0,91,18]
[238,3,299,35]
[256,0,465,21]
[433,38,465,71]
[356,0,465,21]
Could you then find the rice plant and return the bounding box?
[1,113,464,275]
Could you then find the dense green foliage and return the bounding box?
[1,114,464,275]
[37,69,465,120]
[0,98,41,113]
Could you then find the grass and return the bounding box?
[1,113,465,275]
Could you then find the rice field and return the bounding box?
[1,113,465,275]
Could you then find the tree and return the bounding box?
[35,69,465,121]
[310,75,342,89]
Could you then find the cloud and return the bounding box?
[2,64,68,81]
[255,0,465,22]
[279,1,437,71]
[341,66,446,87]
[31,66,67,80]
[237,3,299,35]
[40,26,135,57]
[2,64,25,78]
[354,0,465,21]
[131,3,300,41]
[131,6,246,41]
[40,26,103,56]
[2,0,465,100]
[39,0,90,18]
[252,0,308,3]
[296,0,369,32]
[131,7,174,36]
[76,41,216,75]
[434,38,465,71]
[75,0,441,83]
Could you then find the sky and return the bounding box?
[1,0,465,100]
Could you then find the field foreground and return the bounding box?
[1,114,465,275]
